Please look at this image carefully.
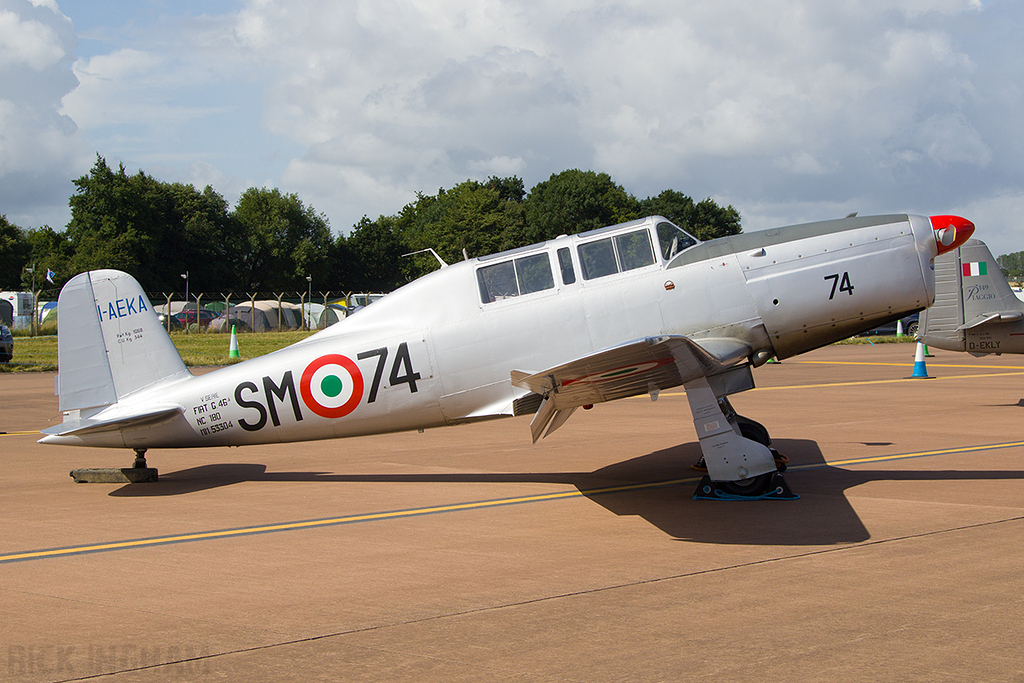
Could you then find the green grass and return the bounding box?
[171,330,316,366]
[1,335,58,371]
[0,329,317,373]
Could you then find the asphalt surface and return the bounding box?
[2,342,1024,682]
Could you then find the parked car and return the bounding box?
[156,313,183,330]
[173,308,219,329]
[861,313,919,337]
[0,324,13,362]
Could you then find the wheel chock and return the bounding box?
[693,474,799,501]
[70,468,159,483]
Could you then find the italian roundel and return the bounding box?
[300,354,364,418]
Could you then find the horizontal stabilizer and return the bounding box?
[40,405,183,438]
[959,311,1024,330]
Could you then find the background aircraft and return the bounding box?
[920,238,1024,355]
[40,213,973,499]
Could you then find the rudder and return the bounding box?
[57,270,190,411]
[920,239,1024,352]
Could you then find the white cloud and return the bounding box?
[0,0,84,229]
[224,0,1016,245]
[916,113,992,166]
[5,0,1023,255]
[960,191,1024,260]
[0,7,64,69]
[60,49,231,129]
[468,155,525,177]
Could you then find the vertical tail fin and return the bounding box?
[920,239,1024,352]
[57,270,190,411]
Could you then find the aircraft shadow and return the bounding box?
[108,438,1024,546]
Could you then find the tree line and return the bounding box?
[1,156,744,296]
[997,252,1024,282]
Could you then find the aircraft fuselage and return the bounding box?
[41,214,944,452]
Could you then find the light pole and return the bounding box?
[306,275,312,330]
[24,264,36,336]
[180,272,189,333]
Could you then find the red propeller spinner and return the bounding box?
[930,215,975,255]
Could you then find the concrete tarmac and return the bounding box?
[2,343,1024,682]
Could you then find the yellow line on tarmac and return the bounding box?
[0,431,40,436]
[796,360,1024,370]
[790,440,1024,470]
[650,369,1024,398]
[752,370,1024,392]
[7,439,1024,564]
[0,478,690,564]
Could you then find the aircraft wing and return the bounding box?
[511,335,751,442]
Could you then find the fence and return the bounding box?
[150,291,347,334]
[19,290,387,335]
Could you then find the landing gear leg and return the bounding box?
[133,448,148,469]
[683,377,797,500]
[692,398,788,472]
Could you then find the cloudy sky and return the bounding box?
[2,0,1022,256]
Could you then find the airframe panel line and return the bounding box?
[3,440,1024,565]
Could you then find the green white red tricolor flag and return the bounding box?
[962,261,987,277]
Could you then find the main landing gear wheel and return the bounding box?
[691,414,797,499]
[716,472,775,497]
[736,417,788,472]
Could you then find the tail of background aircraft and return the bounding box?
[55,269,191,412]
[919,239,1024,353]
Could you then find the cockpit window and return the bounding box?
[578,238,618,280]
[616,230,655,271]
[578,228,656,280]
[517,253,555,294]
[657,221,698,260]
[557,247,576,285]
[478,252,555,303]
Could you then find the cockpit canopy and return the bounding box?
[476,217,698,304]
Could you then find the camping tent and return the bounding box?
[303,303,346,329]
[249,301,301,330]
[208,304,274,333]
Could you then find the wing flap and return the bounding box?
[512,335,752,439]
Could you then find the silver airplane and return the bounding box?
[39,213,974,499]
[920,238,1024,355]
